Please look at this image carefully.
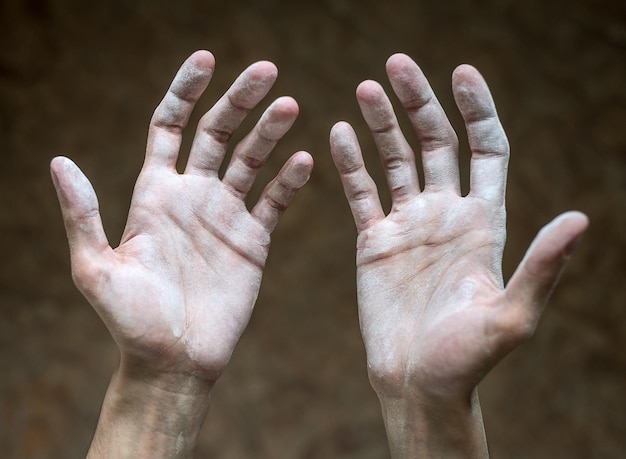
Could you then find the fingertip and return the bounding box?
[48,157,109,255]
[188,50,216,71]
[50,155,68,184]
[512,211,589,290]
[248,60,279,83]
[49,156,84,194]
[540,211,589,237]
[177,51,215,88]
[452,65,479,97]
[50,157,69,199]
[50,156,96,207]
[166,51,215,105]
[546,211,589,255]
[561,210,590,230]
[329,122,361,159]
[287,151,314,188]
[248,96,299,146]
[227,61,278,108]
[50,155,67,168]
[452,63,480,82]
[385,52,412,70]
[270,96,299,117]
[452,66,497,122]
[356,80,385,103]
[385,53,422,83]
[569,211,590,243]
[452,67,486,98]
[50,155,72,173]
[330,120,355,140]
[257,59,278,72]
[251,151,313,233]
[293,149,314,166]
[504,210,590,322]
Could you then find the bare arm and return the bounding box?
[330,53,588,458]
[51,50,313,458]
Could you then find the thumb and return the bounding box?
[505,211,589,316]
[50,156,110,259]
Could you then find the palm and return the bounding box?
[95,174,265,374]
[357,193,505,394]
[51,51,313,381]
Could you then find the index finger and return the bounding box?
[452,64,510,204]
[145,51,215,170]
[330,121,385,232]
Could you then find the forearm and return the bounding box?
[378,388,488,459]
[87,359,213,459]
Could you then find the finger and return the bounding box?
[504,211,589,327]
[50,156,110,260]
[250,151,314,233]
[222,96,299,199]
[356,80,420,205]
[330,121,385,232]
[386,53,460,193]
[185,61,279,176]
[452,64,509,204]
[145,50,215,170]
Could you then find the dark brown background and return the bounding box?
[1,0,625,457]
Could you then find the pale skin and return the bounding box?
[51,50,587,458]
[50,50,313,458]
[330,53,589,458]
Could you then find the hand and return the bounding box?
[51,51,313,457]
[330,54,587,457]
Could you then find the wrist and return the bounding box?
[376,388,488,458]
[88,359,213,459]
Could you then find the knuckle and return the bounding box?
[382,155,406,171]
[492,308,537,346]
[367,362,406,395]
[266,194,288,212]
[70,251,107,298]
[241,154,264,171]
[205,127,232,145]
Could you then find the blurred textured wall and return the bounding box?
[1,0,625,457]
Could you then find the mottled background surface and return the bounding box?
[1,0,625,457]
